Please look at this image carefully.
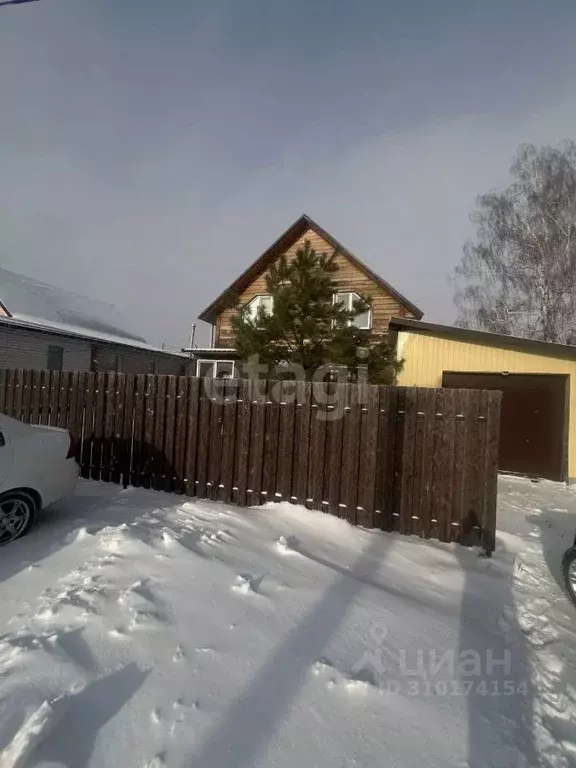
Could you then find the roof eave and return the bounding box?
[389,316,576,360]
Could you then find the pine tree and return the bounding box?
[231,241,401,383]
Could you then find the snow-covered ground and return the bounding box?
[1,476,576,768]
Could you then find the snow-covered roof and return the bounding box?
[0,266,145,344]
[0,267,188,358]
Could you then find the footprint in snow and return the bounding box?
[173,644,186,662]
[275,535,300,553]
[232,574,266,595]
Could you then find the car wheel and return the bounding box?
[561,546,576,608]
[0,491,37,547]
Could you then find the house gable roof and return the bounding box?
[0,266,146,344]
[198,214,424,323]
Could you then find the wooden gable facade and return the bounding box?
[198,215,423,349]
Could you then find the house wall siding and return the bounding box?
[215,228,409,347]
[0,326,189,375]
[94,345,188,375]
[396,330,576,478]
[0,326,91,370]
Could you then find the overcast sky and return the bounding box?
[2,0,576,348]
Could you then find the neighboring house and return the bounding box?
[193,214,423,376]
[390,316,576,483]
[0,267,190,374]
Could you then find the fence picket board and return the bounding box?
[233,378,252,506]
[325,383,345,516]
[292,381,312,507]
[5,369,16,419]
[410,388,425,536]
[184,377,201,496]
[475,389,489,537]
[390,388,406,532]
[481,391,501,553]
[48,370,61,427]
[308,382,329,512]
[417,388,436,539]
[81,374,96,478]
[21,370,33,423]
[140,374,157,489]
[151,375,166,491]
[357,384,379,528]
[73,372,86,464]
[220,380,238,503]
[130,375,146,487]
[277,380,296,501]
[173,376,189,494]
[13,369,24,421]
[374,386,389,526]
[450,389,467,542]
[56,370,70,429]
[247,380,266,506]
[196,377,212,499]
[0,369,7,414]
[119,374,135,488]
[100,373,116,483]
[110,374,126,485]
[163,376,178,493]
[340,385,362,524]
[438,389,456,542]
[89,373,106,480]
[460,389,481,546]
[38,369,50,425]
[262,381,281,503]
[67,372,80,438]
[399,387,418,535]
[207,378,225,501]
[30,369,42,425]
[384,387,400,531]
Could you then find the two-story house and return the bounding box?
[193,214,423,377]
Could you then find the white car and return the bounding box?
[0,414,79,546]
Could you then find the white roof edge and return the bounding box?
[183,347,238,354]
[0,315,190,358]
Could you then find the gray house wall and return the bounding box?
[0,325,190,374]
[0,325,92,370]
[94,344,189,374]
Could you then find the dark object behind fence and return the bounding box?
[0,370,501,551]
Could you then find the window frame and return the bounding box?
[246,294,274,321]
[195,359,236,379]
[333,291,372,330]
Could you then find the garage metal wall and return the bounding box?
[397,331,576,479]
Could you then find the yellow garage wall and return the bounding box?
[396,331,576,478]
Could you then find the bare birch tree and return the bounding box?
[455,141,576,343]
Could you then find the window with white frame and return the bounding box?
[334,292,371,329]
[247,294,273,321]
[196,359,236,379]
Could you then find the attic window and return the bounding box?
[334,292,372,329]
[247,295,274,320]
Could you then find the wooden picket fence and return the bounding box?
[0,369,502,551]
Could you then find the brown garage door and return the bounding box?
[442,372,568,482]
